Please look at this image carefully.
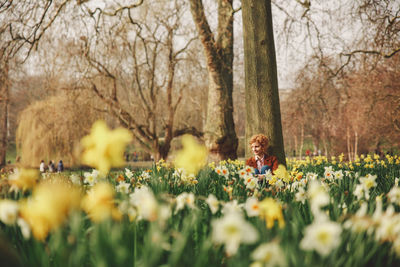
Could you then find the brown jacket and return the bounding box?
[246,154,279,174]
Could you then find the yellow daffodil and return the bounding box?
[20,179,81,241]
[273,164,291,183]
[258,198,285,229]
[81,182,122,222]
[81,120,133,175]
[174,135,208,175]
[8,168,39,191]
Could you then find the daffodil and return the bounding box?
[258,197,285,229]
[8,168,39,191]
[211,211,258,256]
[174,135,208,175]
[273,164,291,183]
[81,182,122,222]
[81,120,133,175]
[20,179,81,241]
[300,218,342,256]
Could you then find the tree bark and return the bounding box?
[242,0,286,165]
[0,63,9,167]
[188,0,238,161]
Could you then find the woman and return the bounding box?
[246,134,279,179]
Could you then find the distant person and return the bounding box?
[306,149,311,157]
[57,160,64,172]
[39,160,45,172]
[48,160,55,172]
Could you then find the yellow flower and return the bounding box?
[258,198,285,229]
[81,120,133,175]
[174,135,208,175]
[20,179,81,241]
[8,168,39,191]
[81,182,121,222]
[273,164,291,183]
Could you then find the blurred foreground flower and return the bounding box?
[0,200,19,225]
[20,179,81,241]
[8,168,39,191]
[258,197,285,229]
[174,135,208,175]
[212,211,258,256]
[81,182,122,222]
[300,218,342,256]
[251,241,286,267]
[81,120,133,175]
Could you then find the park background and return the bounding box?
[1,0,400,166]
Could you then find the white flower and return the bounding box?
[140,171,151,180]
[129,186,158,221]
[17,218,31,239]
[359,174,377,190]
[206,194,219,214]
[222,200,242,214]
[387,186,400,206]
[125,168,134,179]
[307,180,330,214]
[300,219,342,256]
[70,174,81,185]
[246,177,258,190]
[306,172,318,181]
[334,170,344,180]
[251,241,286,267]
[175,192,195,213]
[353,184,369,200]
[238,168,248,179]
[295,186,307,204]
[116,181,131,194]
[244,197,260,217]
[211,211,258,255]
[83,170,99,186]
[324,166,334,181]
[0,200,19,225]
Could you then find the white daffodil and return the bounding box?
[129,186,158,221]
[300,218,342,256]
[359,174,377,190]
[70,174,81,185]
[324,166,334,181]
[0,200,19,225]
[387,186,400,206]
[17,218,31,239]
[334,170,344,180]
[244,197,260,217]
[116,181,131,194]
[222,200,242,214]
[295,186,307,204]
[307,180,330,214]
[125,168,134,179]
[206,194,219,214]
[251,241,286,267]
[175,192,195,213]
[83,170,99,186]
[353,184,369,200]
[306,172,318,181]
[211,211,258,255]
[246,177,258,190]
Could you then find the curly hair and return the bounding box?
[249,134,269,153]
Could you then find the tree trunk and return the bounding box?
[188,0,238,162]
[242,0,286,165]
[299,124,304,160]
[354,130,358,160]
[0,63,9,167]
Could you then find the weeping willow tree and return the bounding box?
[16,94,100,167]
